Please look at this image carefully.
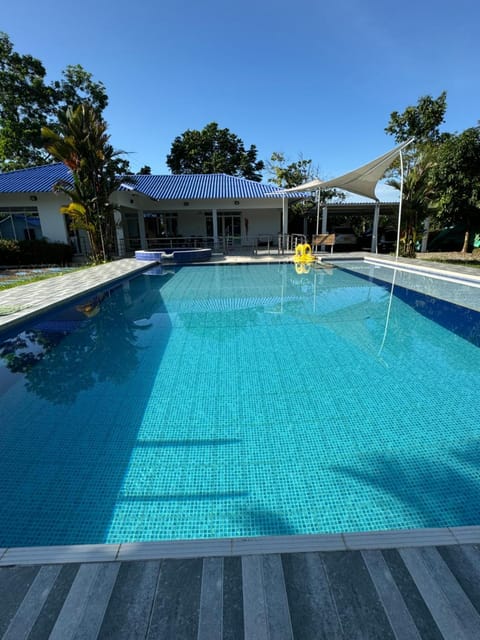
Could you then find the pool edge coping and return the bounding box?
[1,526,480,566]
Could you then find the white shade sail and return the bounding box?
[283,139,414,201]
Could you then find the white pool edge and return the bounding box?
[1,526,480,566]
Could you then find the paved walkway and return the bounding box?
[2,541,480,638]
[0,259,153,331]
[1,253,480,637]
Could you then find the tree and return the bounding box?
[138,165,152,174]
[53,64,108,115]
[428,126,480,251]
[0,32,55,169]
[267,152,344,233]
[0,32,108,171]
[166,122,264,180]
[42,103,130,263]
[385,92,448,256]
[385,91,447,144]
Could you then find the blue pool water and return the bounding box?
[1,262,480,547]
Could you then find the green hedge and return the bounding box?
[0,239,74,266]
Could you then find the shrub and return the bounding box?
[0,239,74,266]
[0,239,21,265]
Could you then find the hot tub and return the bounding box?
[135,248,212,263]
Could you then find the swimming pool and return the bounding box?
[1,261,479,547]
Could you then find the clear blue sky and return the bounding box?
[3,0,479,199]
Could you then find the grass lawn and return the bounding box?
[0,267,82,290]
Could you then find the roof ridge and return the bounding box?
[0,162,65,176]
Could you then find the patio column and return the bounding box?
[114,209,125,257]
[321,205,328,233]
[137,210,147,249]
[371,202,380,253]
[282,197,288,235]
[212,208,219,249]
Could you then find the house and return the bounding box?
[0,164,297,256]
[0,163,399,256]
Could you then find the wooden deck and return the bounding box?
[2,543,480,638]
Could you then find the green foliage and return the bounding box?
[138,165,152,174]
[0,238,73,265]
[385,92,450,256]
[428,126,480,250]
[166,122,264,180]
[0,32,55,169]
[267,152,342,201]
[386,92,480,254]
[42,103,131,263]
[52,64,108,116]
[0,32,108,171]
[385,91,447,144]
[267,152,344,233]
[268,152,313,188]
[0,238,20,263]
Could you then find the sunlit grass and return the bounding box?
[0,267,84,290]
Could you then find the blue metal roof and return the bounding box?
[0,163,72,193]
[0,164,296,199]
[121,173,291,200]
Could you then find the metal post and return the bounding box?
[395,150,405,261]
[212,208,219,250]
[371,202,380,253]
[395,138,414,261]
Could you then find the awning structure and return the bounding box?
[280,139,415,257]
[282,139,414,201]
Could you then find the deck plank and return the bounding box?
[2,565,61,640]
[381,549,443,640]
[49,562,119,640]
[146,558,202,639]
[222,556,244,640]
[282,552,343,639]
[400,546,480,640]
[322,550,397,639]
[261,554,293,639]
[0,565,41,637]
[97,560,161,639]
[362,549,421,640]
[197,557,223,640]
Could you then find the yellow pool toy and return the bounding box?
[293,243,315,263]
[294,262,311,274]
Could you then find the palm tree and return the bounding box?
[42,103,130,262]
[386,146,436,257]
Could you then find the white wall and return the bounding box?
[0,193,69,243]
[178,211,206,236]
[36,195,69,243]
[245,209,281,237]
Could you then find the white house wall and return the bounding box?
[36,194,69,243]
[246,210,281,237]
[0,193,69,244]
[178,211,205,236]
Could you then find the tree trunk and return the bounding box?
[461,229,469,253]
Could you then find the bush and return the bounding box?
[0,239,21,264]
[0,239,74,266]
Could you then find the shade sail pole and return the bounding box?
[315,190,321,235]
[395,149,405,261]
[395,138,414,261]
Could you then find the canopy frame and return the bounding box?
[282,139,415,257]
